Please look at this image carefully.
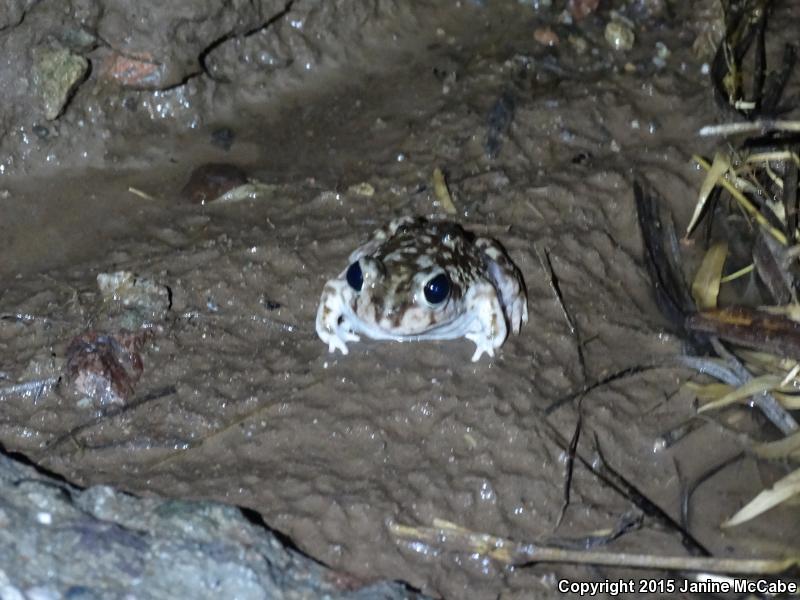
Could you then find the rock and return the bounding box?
[59,26,98,54]
[533,26,559,47]
[627,0,668,19]
[604,20,635,52]
[180,163,250,205]
[96,271,172,328]
[210,127,236,150]
[97,49,163,88]
[347,182,375,197]
[61,330,151,407]
[32,47,89,120]
[690,0,725,60]
[567,33,589,55]
[568,0,599,21]
[0,449,425,599]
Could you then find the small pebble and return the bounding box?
[533,26,559,47]
[210,127,235,151]
[32,125,49,140]
[630,0,667,18]
[347,182,375,197]
[567,34,589,55]
[605,21,635,51]
[180,163,248,205]
[568,0,599,20]
[654,41,670,66]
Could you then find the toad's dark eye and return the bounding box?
[424,273,450,305]
[346,261,363,291]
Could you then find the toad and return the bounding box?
[316,217,527,361]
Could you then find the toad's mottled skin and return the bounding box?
[316,216,528,361]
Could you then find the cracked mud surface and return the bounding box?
[2,1,800,598]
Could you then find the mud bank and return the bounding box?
[2,0,800,598]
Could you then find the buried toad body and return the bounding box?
[316,216,528,361]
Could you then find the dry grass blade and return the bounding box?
[433,167,457,215]
[763,304,800,323]
[720,263,753,283]
[699,121,800,137]
[128,186,157,201]
[389,520,798,573]
[745,150,800,167]
[697,374,784,413]
[693,155,788,245]
[754,431,800,459]
[781,363,800,386]
[686,153,729,237]
[773,391,800,410]
[215,182,279,204]
[737,347,799,371]
[691,242,728,310]
[723,468,800,527]
[685,381,734,402]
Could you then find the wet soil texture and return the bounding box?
[2,1,800,598]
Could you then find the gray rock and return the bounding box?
[0,0,37,30]
[32,47,89,120]
[95,271,172,328]
[96,0,287,89]
[0,450,423,600]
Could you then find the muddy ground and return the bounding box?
[1,0,799,598]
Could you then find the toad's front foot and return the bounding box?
[508,294,529,335]
[316,280,360,355]
[465,285,508,362]
[466,332,497,362]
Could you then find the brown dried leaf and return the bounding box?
[687,307,800,361]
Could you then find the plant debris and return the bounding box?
[432,167,457,215]
[630,0,800,534]
[389,518,798,574]
[635,0,800,531]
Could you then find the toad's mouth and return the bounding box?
[342,302,476,342]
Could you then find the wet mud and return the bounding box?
[2,1,800,598]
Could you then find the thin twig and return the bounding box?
[390,519,795,573]
[38,385,177,461]
[127,186,158,201]
[536,245,587,384]
[555,406,581,530]
[710,338,798,434]
[0,377,59,400]
[681,452,745,530]
[545,364,657,415]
